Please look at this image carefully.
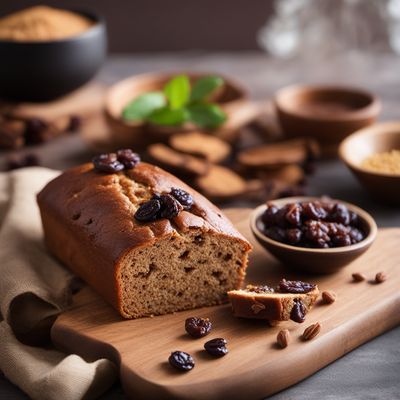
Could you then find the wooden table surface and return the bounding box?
[1,52,399,399]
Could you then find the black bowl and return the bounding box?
[0,9,107,102]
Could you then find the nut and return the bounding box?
[352,272,366,282]
[277,329,290,348]
[322,290,337,304]
[251,302,266,314]
[375,272,386,283]
[302,322,321,341]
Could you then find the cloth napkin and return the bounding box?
[0,167,117,400]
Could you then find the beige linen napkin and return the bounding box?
[0,167,117,400]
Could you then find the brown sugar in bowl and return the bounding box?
[250,196,377,274]
[339,121,400,205]
[274,85,381,157]
[104,72,258,149]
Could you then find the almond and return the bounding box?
[251,302,266,314]
[302,322,321,341]
[322,290,337,304]
[375,272,386,283]
[352,272,366,282]
[277,329,290,348]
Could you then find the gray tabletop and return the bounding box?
[1,53,399,399]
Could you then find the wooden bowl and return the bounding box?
[250,197,377,274]
[104,72,259,149]
[339,122,400,205]
[274,85,381,157]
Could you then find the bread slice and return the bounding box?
[37,162,252,319]
[228,282,319,322]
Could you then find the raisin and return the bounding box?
[185,317,212,338]
[285,203,302,226]
[290,299,306,323]
[134,199,161,222]
[332,234,352,247]
[261,204,279,226]
[116,149,141,169]
[286,228,302,244]
[6,153,40,170]
[159,194,183,219]
[168,351,195,371]
[277,279,316,294]
[349,228,364,244]
[25,118,48,144]
[302,201,327,220]
[170,187,194,210]
[92,153,124,173]
[304,220,330,245]
[204,338,228,357]
[274,205,290,228]
[329,203,350,225]
[246,284,274,294]
[264,227,286,242]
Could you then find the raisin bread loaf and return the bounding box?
[37,160,252,319]
[228,280,319,323]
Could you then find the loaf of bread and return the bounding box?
[37,160,252,319]
[228,281,319,323]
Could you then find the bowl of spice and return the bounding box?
[0,6,106,101]
[250,196,377,274]
[339,121,400,205]
[274,85,381,157]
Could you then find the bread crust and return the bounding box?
[37,162,252,317]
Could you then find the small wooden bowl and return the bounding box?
[104,72,259,149]
[339,122,400,205]
[274,85,381,157]
[250,197,377,274]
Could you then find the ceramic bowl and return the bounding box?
[0,9,107,102]
[104,72,259,149]
[339,121,400,205]
[250,196,377,274]
[274,85,381,157]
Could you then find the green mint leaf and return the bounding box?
[187,103,226,128]
[122,92,166,121]
[148,107,188,126]
[164,75,190,109]
[190,76,224,103]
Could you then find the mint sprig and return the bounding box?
[122,75,226,129]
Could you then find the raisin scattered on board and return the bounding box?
[134,199,162,222]
[168,351,195,371]
[204,338,228,357]
[185,317,212,338]
[290,299,306,323]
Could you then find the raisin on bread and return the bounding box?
[37,161,252,319]
[228,280,319,323]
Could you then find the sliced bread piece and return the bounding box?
[228,279,319,323]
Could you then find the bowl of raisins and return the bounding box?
[250,197,377,274]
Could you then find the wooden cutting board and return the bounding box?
[51,209,400,400]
